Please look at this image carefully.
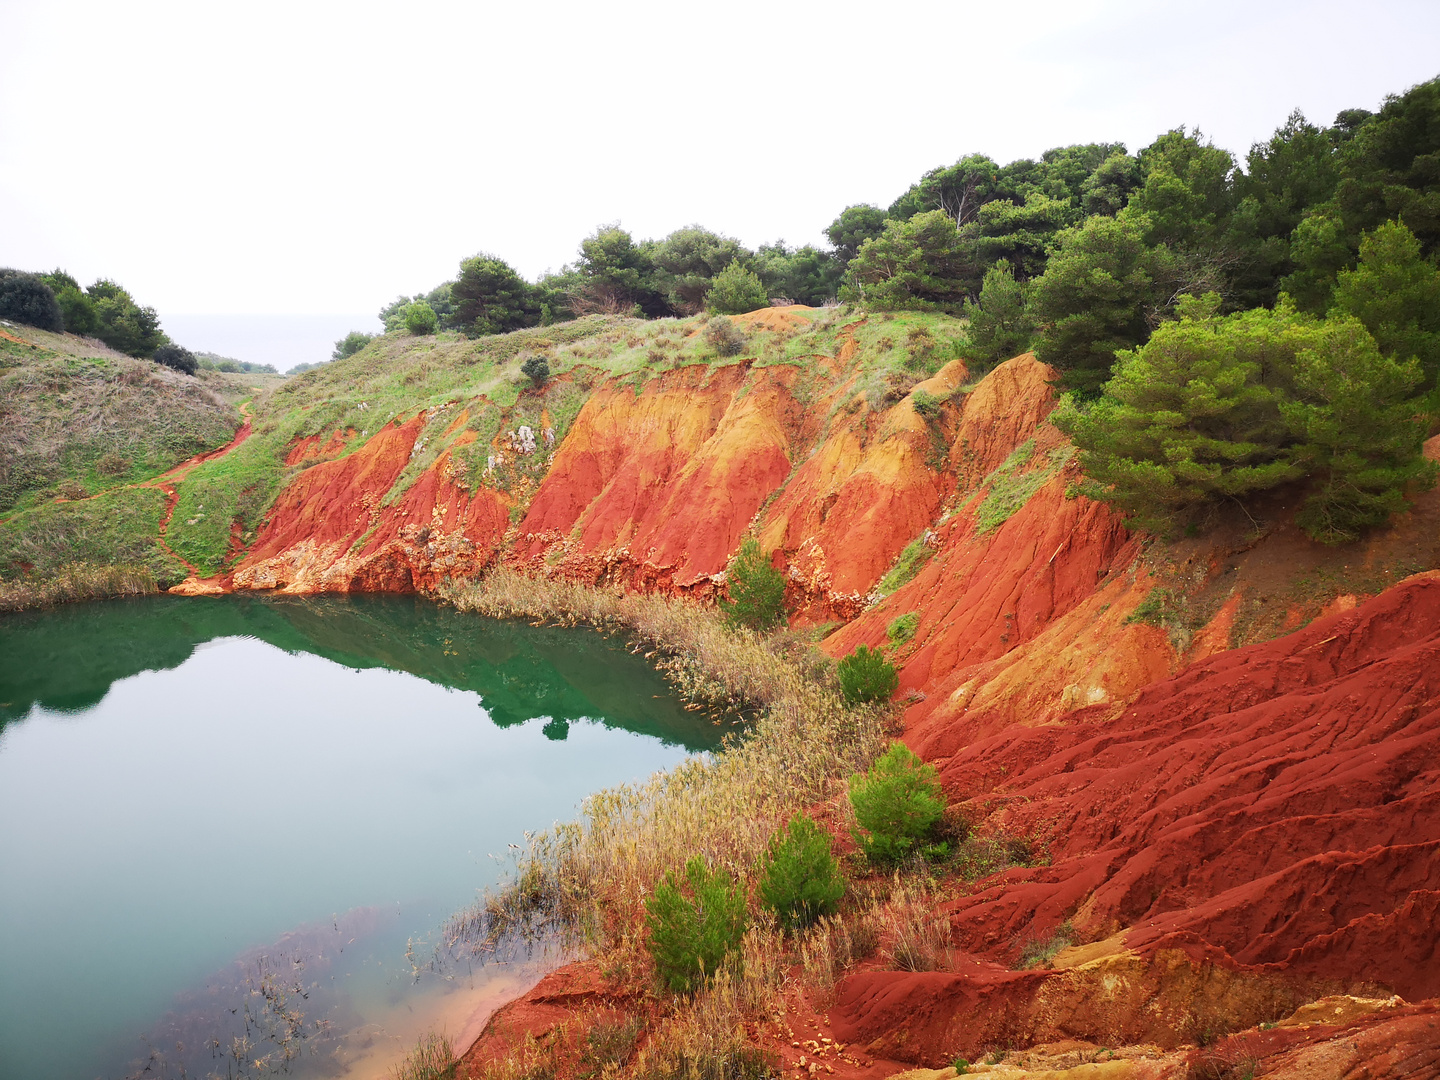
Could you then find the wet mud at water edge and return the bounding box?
[0,594,721,1080]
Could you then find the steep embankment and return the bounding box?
[831,572,1440,1062]
[6,306,1439,1071]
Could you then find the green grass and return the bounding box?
[0,340,238,514]
[0,486,187,599]
[974,442,1072,534]
[165,426,297,575]
[876,533,938,595]
[886,611,920,646]
[1125,586,1176,627]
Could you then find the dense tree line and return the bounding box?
[0,268,176,363]
[338,75,1439,544]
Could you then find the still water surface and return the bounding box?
[0,595,718,1080]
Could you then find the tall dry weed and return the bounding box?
[874,876,952,973]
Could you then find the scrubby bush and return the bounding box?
[404,299,438,334]
[837,644,897,705]
[849,742,946,867]
[644,856,747,994]
[706,262,769,315]
[721,536,786,631]
[0,269,63,331]
[86,279,166,357]
[332,330,374,360]
[758,814,845,931]
[887,612,919,646]
[704,314,747,357]
[41,269,97,335]
[911,388,942,418]
[151,343,197,375]
[520,354,550,386]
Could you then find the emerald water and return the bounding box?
[0,595,720,1080]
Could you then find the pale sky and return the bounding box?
[3,0,1438,332]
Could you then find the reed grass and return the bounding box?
[0,562,157,612]
[437,568,889,1011]
[391,1032,459,1080]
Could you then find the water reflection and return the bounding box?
[0,594,721,750]
[0,596,716,1080]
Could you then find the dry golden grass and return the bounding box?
[0,562,157,612]
[438,567,888,989]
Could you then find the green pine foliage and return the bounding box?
[0,270,64,331]
[1029,212,1161,396]
[404,300,439,335]
[962,259,1034,367]
[706,262,769,315]
[332,331,374,361]
[151,343,198,375]
[843,210,974,313]
[848,742,946,868]
[758,814,845,931]
[1282,314,1436,543]
[1330,220,1440,392]
[837,644,898,705]
[1056,294,1435,540]
[721,537,786,631]
[644,856,748,995]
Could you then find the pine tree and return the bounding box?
[962,259,1034,367]
[1330,219,1440,393]
[1284,313,1436,543]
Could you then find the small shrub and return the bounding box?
[906,325,938,369]
[707,263,770,315]
[1016,921,1074,970]
[152,342,198,375]
[911,388,942,418]
[521,355,551,386]
[886,612,919,647]
[758,814,845,931]
[721,536,786,631]
[837,644,897,705]
[582,1015,643,1073]
[332,330,374,360]
[704,315,746,357]
[876,877,950,971]
[0,269,63,331]
[96,452,130,476]
[849,742,945,867]
[645,856,748,995]
[404,300,438,334]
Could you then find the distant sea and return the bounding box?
[158,313,381,373]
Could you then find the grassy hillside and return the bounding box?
[0,326,239,513]
[0,304,971,602]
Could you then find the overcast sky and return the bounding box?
[3,0,1438,331]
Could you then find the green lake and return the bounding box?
[0,594,722,1080]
